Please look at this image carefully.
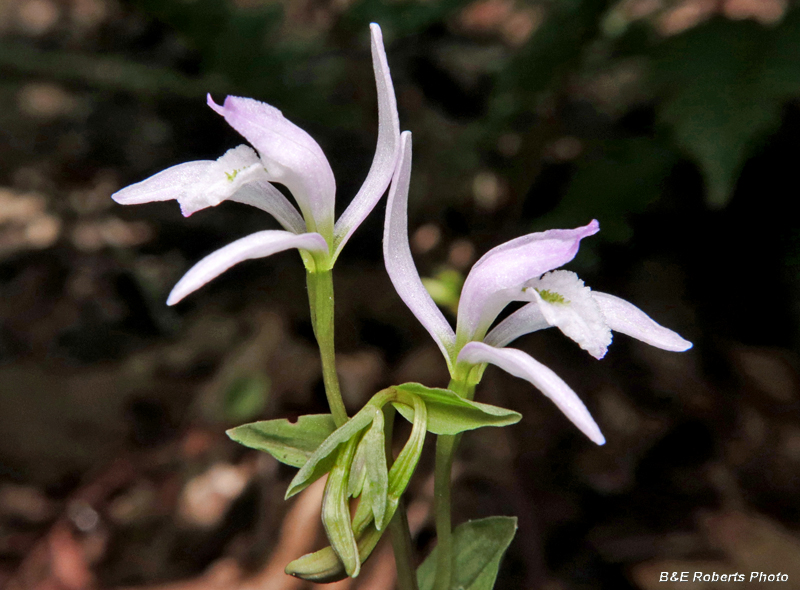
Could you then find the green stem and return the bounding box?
[389,502,419,590]
[306,269,348,427]
[384,406,420,590]
[432,379,473,590]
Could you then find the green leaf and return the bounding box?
[285,406,377,498]
[226,414,335,468]
[393,383,521,435]
[384,394,428,529]
[417,517,518,590]
[223,373,270,422]
[321,439,361,578]
[286,521,384,583]
[352,477,376,533]
[347,434,368,498]
[363,410,389,529]
[652,12,800,207]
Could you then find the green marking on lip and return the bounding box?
[225,167,244,181]
[536,288,567,304]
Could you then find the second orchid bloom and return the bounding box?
[112,24,400,304]
[384,132,692,445]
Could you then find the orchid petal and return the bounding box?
[112,146,269,217]
[524,271,612,360]
[457,221,599,342]
[384,132,457,369]
[208,95,336,239]
[458,342,605,445]
[230,181,306,234]
[333,23,401,260]
[167,230,328,305]
[484,303,548,348]
[112,161,211,205]
[593,292,693,352]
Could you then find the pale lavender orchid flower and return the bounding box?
[112,24,400,305]
[384,132,692,445]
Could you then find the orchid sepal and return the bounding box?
[458,342,605,445]
[166,230,329,306]
[384,132,457,373]
[332,23,401,262]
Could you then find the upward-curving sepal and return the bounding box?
[384,133,457,371]
[167,230,328,306]
[333,23,401,259]
[457,341,605,445]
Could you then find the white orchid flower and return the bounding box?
[112,24,400,305]
[384,133,692,445]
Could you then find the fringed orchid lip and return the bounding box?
[382,133,691,446]
[112,24,400,302]
[485,271,693,357]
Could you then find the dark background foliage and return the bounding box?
[2,0,800,588]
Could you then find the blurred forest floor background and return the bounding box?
[3,0,800,588]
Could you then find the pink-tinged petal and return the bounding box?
[458,342,605,445]
[457,220,599,342]
[333,23,401,259]
[593,292,692,352]
[167,230,328,306]
[524,271,612,360]
[484,303,548,348]
[112,161,214,205]
[208,94,336,239]
[230,181,306,234]
[384,132,457,369]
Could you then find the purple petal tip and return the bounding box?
[207,94,225,116]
